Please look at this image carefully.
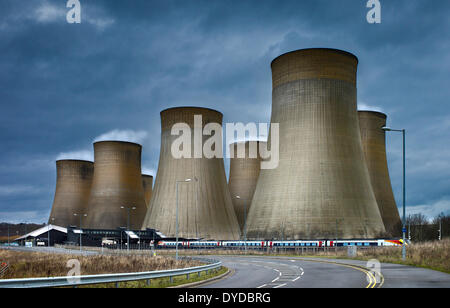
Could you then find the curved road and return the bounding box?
[199,256,450,288]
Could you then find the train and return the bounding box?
[156,239,405,249]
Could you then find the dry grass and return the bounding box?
[350,239,450,273]
[0,249,202,279]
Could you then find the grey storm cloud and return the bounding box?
[0,0,449,223]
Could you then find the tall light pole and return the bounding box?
[73,213,87,252]
[121,206,136,252]
[235,195,247,253]
[383,127,407,260]
[176,178,192,261]
[48,217,55,247]
[439,217,442,241]
[194,176,199,241]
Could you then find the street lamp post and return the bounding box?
[121,206,136,252]
[193,176,199,253]
[73,213,87,252]
[439,218,442,241]
[176,178,192,261]
[194,176,199,241]
[383,127,407,260]
[235,196,247,253]
[48,217,55,248]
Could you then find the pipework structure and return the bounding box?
[247,48,386,240]
[141,107,240,240]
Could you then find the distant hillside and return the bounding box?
[0,223,45,239]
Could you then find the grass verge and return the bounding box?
[73,266,228,288]
[0,249,202,279]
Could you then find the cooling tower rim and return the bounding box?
[358,110,387,119]
[160,106,223,116]
[93,140,143,148]
[270,48,359,67]
[229,140,267,146]
[56,159,94,164]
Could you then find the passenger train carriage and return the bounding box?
[157,239,405,249]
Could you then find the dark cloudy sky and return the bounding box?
[0,0,449,223]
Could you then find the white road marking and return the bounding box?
[272,277,280,283]
[257,284,267,288]
[292,276,301,282]
[273,283,287,288]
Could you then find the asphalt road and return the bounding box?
[3,247,449,288]
[199,256,450,288]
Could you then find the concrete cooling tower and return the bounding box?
[48,160,94,227]
[228,141,266,232]
[247,48,386,240]
[359,111,401,236]
[142,107,241,240]
[142,174,153,209]
[85,141,147,230]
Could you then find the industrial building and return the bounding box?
[15,225,67,247]
[66,227,164,248]
[141,107,241,240]
[247,48,386,240]
[228,141,266,232]
[359,111,402,236]
[85,141,147,230]
[48,160,94,227]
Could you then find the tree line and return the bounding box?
[405,213,449,242]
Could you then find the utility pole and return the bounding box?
[176,178,192,261]
[48,217,55,247]
[73,213,87,252]
[383,127,407,260]
[408,220,411,241]
[121,206,136,253]
[235,196,247,254]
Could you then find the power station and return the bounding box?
[247,48,386,240]
[44,48,401,244]
[48,160,94,227]
[359,111,401,236]
[85,141,147,230]
[141,107,241,240]
[228,141,266,232]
